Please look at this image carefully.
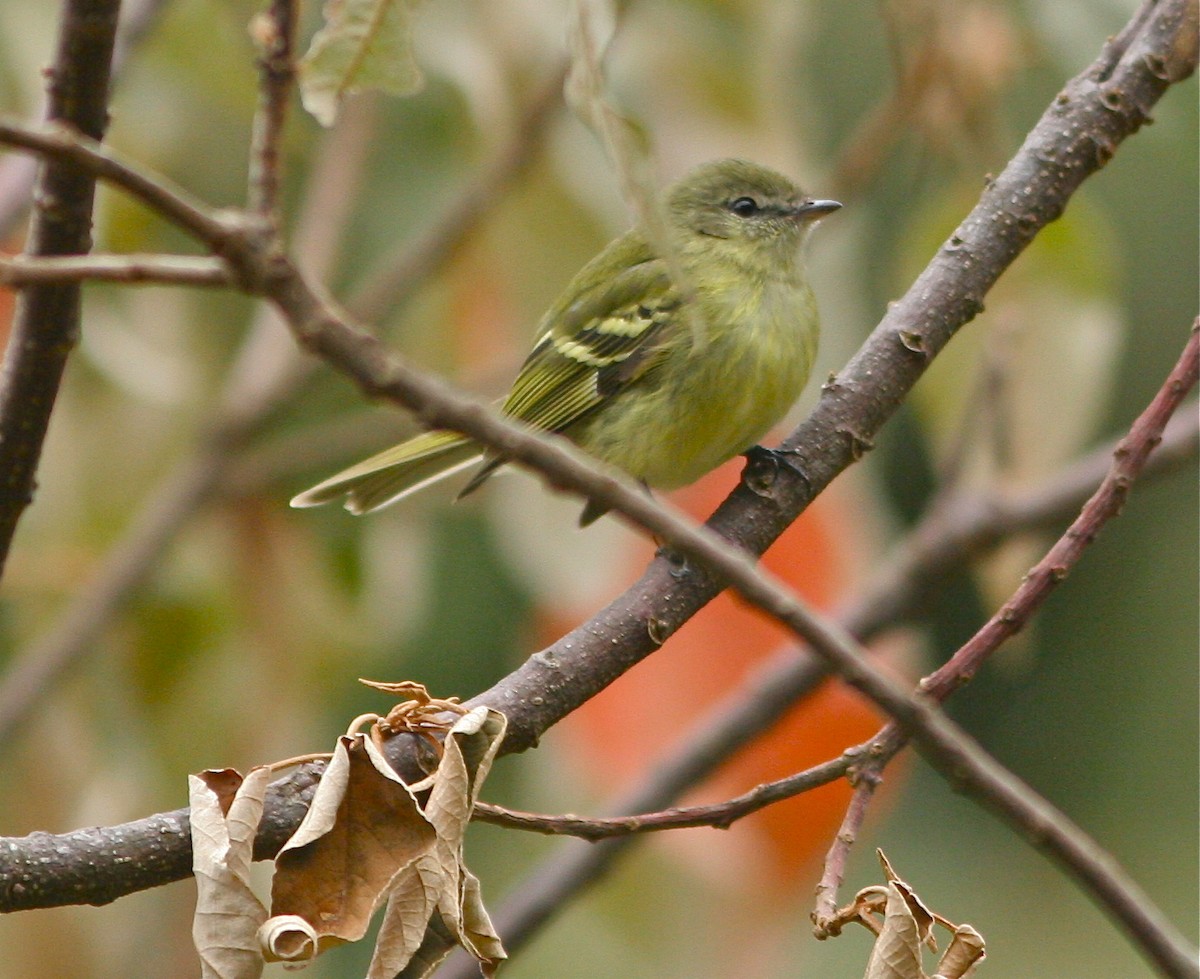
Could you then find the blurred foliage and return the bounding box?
[0,0,1195,977]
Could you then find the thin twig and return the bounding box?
[0,253,234,287]
[247,0,298,220]
[442,399,1198,977]
[810,324,1200,972]
[922,327,1200,701]
[472,754,853,840]
[0,120,246,254]
[0,0,174,240]
[811,776,881,935]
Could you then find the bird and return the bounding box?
[291,158,840,525]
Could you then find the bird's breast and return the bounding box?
[579,273,819,489]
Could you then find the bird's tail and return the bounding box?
[289,430,484,514]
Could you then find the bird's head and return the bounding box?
[666,159,840,259]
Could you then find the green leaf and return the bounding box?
[299,0,425,126]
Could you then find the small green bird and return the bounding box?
[291,158,840,524]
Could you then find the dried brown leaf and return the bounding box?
[260,734,437,963]
[190,767,271,979]
[370,707,508,975]
[360,679,435,701]
[423,709,506,955]
[933,925,986,979]
[257,704,507,975]
[459,867,505,965]
[365,858,442,979]
[258,914,320,963]
[863,882,926,979]
[851,852,985,979]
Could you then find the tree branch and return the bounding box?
[0,5,1192,979]
[0,0,123,579]
[247,0,297,220]
[0,67,561,744]
[811,324,1200,978]
[0,253,235,287]
[0,0,173,241]
[436,399,1197,978]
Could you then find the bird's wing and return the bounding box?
[502,232,682,434]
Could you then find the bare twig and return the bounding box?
[0,0,174,240]
[439,399,1197,976]
[472,754,853,840]
[0,120,239,258]
[0,253,234,287]
[247,0,298,220]
[0,0,123,579]
[923,327,1200,701]
[810,324,1200,976]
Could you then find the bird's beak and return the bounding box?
[794,199,842,221]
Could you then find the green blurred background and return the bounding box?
[0,0,1195,976]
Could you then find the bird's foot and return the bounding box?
[741,444,807,496]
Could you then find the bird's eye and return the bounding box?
[728,196,759,217]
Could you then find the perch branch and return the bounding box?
[440,399,1196,976]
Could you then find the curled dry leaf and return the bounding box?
[258,914,321,963]
[366,679,466,740]
[828,851,985,979]
[367,706,508,978]
[261,733,438,963]
[360,679,438,702]
[189,767,272,979]
[259,703,507,978]
[933,925,986,979]
[863,883,927,979]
